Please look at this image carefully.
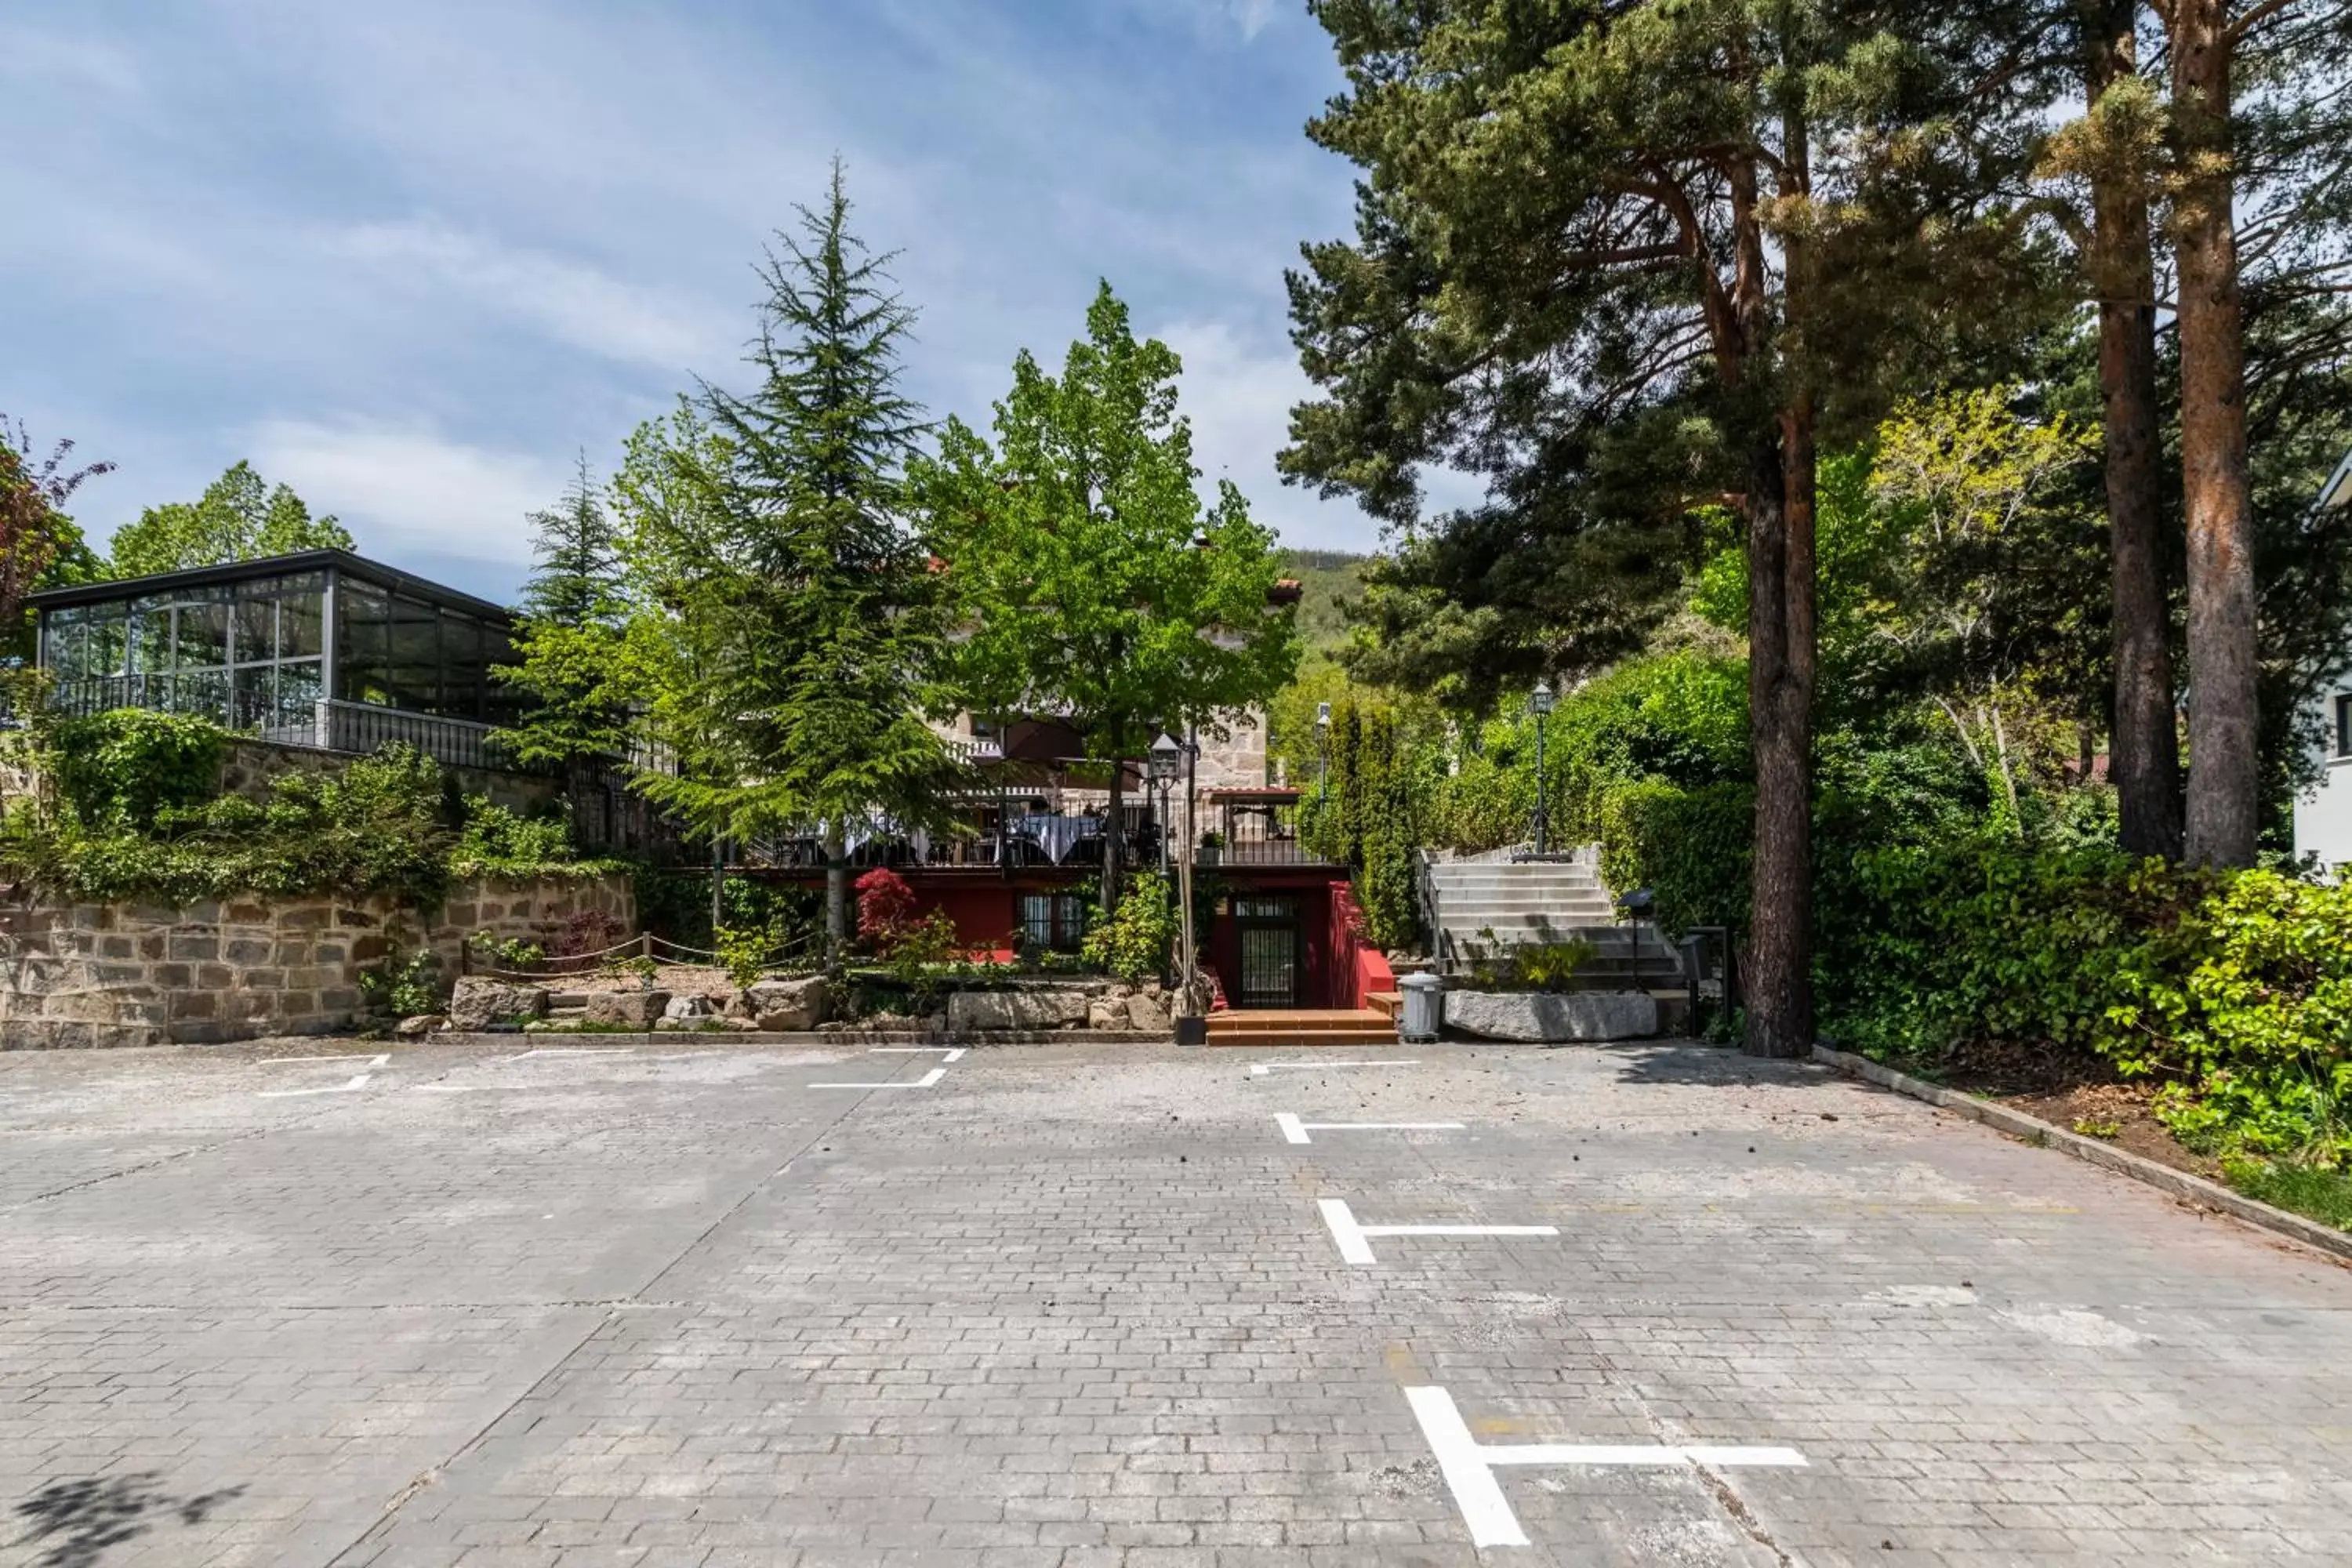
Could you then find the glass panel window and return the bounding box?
[128,601,171,675]
[169,668,229,724]
[173,597,230,668]
[233,665,274,730]
[441,615,484,719]
[2337,694,2351,760]
[336,580,392,707]
[386,597,440,712]
[1019,894,1086,952]
[275,661,323,729]
[278,590,325,660]
[234,595,278,666]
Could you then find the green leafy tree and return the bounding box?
[1287,0,2056,1055]
[107,460,354,577]
[495,454,633,768]
[0,418,111,658]
[916,282,1301,910]
[619,165,956,964]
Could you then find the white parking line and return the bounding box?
[257,1053,389,1069]
[1405,1385,1807,1548]
[1249,1059,1417,1076]
[259,1074,374,1098]
[869,1047,967,1062]
[1316,1198,1556,1267]
[500,1047,638,1061]
[1275,1113,1465,1145]
[808,1067,947,1090]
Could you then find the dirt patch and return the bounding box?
[1998,1080,2220,1181]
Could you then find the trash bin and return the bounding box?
[1398,973,1443,1043]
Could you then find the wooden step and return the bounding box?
[1205,1008,1397,1047]
[1364,991,1403,1019]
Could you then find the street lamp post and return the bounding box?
[1530,681,1555,856]
[1315,701,1332,804]
[1149,732,1182,878]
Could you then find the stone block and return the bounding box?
[335,908,379,928]
[586,989,670,1029]
[396,1014,446,1036]
[169,993,217,1021]
[225,938,272,966]
[197,964,234,989]
[154,964,191,989]
[743,976,827,1032]
[313,943,348,965]
[946,989,1091,1033]
[166,935,219,962]
[1126,992,1171,1033]
[225,903,269,924]
[1443,989,1659,1043]
[1087,998,1127,1031]
[281,907,331,931]
[352,935,394,962]
[448,978,548,1031]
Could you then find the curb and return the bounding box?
[399,1029,1173,1049]
[1810,1044,2352,1265]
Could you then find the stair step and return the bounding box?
[1365,991,1403,1019]
[1204,1029,1398,1047]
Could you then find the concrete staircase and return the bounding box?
[1423,851,1684,992]
[1203,1007,1396,1047]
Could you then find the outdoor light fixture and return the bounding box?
[1530,681,1555,856]
[1150,732,1182,875]
[1315,701,1333,804]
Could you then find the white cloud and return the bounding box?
[1227,0,1281,42]
[328,220,735,373]
[248,419,563,571]
[1157,317,1366,550]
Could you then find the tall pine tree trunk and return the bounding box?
[1737,96,1817,1061]
[2081,0,2183,860]
[1746,412,1818,1059]
[2169,0,2260,867]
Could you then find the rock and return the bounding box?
[448,977,548,1032]
[663,993,714,1022]
[586,989,670,1029]
[947,989,1092,1032]
[1087,998,1127,1031]
[1443,989,1659,1044]
[745,975,828,1032]
[924,1012,947,1033]
[394,1014,445,1036]
[1125,992,1170,1033]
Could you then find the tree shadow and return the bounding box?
[1599,1040,1834,1087]
[9,1473,245,1568]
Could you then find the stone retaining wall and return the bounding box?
[0,873,633,1049]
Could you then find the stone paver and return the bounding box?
[1,1036,2348,1566]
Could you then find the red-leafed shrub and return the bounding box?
[855,867,917,949]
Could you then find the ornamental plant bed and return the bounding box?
[1895,1036,2218,1181]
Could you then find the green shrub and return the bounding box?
[52,708,228,829]
[1599,779,1752,937]
[1083,872,1178,982]
[448,797,593,879]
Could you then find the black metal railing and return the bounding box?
[1202,796,1333,866]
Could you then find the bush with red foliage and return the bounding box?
[855,867,918,950]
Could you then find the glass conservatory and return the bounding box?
[27,550,524,768]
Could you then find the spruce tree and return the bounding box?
[495,454,632,768]
[628,161,954,964]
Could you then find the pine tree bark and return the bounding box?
[1103,728,1127,915]
[2079,0,2183,860]
[2169,0,2260,867]
[824,826,849,971]
[1746,412,1818,1059]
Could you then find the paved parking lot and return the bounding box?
[3,1036,2350,1567]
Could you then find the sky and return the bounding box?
[2,0,1402,603]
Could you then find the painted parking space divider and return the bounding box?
[1405,1385,1808,1548]
[1316,1197,1556,1266]
[1249,1058,1418,1076]
[1276,1112,1464,1145]
[808,1066,947,1091]
[256,1054,387,1098]
[869,1047,967,1062]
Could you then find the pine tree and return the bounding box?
[495,454,632,769]
[625,161,954,964]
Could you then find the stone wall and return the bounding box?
[0,873,634,1050]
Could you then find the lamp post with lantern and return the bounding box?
[1530,681,1555,856]
[1149,732,1182,877]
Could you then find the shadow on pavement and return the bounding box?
[9,1473,245,1568]
[1600,1040,1831,1087]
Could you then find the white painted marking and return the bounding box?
[1316,1198,1556,1267]
[808,1067,947,1090]
[1406,1386,1527,1548]
[257,1053,389,1069]
[500,1047,637,1061]
[259,1074,372,1098]
[1249,1058,1418,1076]
[945,1047,967,1063]
[1277,1113,1464,1145]
[867,1047,966,1061]
[1405,1386,1807,1548]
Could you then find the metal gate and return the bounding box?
[1235,895,1301,1009]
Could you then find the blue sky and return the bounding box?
[2,1,1403,602]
